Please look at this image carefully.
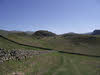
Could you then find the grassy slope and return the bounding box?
[41,35,100,56]
[0,52,100,75]
[5,33,100,56]
[6,33,43,47]
[0,35,41,50]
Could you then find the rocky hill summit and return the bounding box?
[33,30,56,38]
[92,30,100,35]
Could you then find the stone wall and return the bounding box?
[0,48,53,63]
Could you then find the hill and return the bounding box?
[40,34,100,56]
[0,30,10,35]
[0,30,100,56]
[92,30,100,35]
[33,30,56,39]
[0,30,100,75]
[0,35,39,50]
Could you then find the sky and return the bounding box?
[0,0,100,34]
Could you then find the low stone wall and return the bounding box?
[0,48,53,63]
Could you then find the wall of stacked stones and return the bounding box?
[0,48,52,63]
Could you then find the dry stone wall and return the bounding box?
[0,48,53,63]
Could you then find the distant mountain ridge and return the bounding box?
[1,29,100,36]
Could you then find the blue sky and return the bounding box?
[0,0,100,34]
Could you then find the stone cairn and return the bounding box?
[0,48,53,63]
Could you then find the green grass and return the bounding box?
[0,52,100,75]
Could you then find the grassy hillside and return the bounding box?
[0,52,100,75]
[0,35,40,50]
[41,34,100,56]
[0,30,100,75]
[4,32,100,56]
[5,32,43,47]
[1,30,100,55]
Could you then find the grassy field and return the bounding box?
[0,52,100,75]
